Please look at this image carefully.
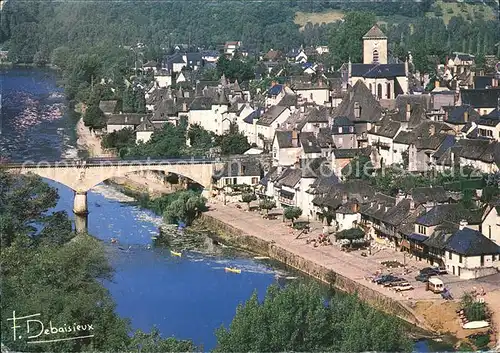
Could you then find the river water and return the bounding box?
[0,68,286,350]
[1,68,435,352]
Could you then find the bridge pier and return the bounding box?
[73,191,88,233]
[74,213,89,234]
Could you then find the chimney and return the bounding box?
[435,81,439,88]
[353,203,360,213]
[406,103,411,121]
[377,204,382,210]
[342,193,348,204]
[396,190,405,204]
[410,199,415,211]
[292,129,298,147]
[354,102,361,119]
[459,220,468,230]
[463,111,468,123]
[300,105,305,113]
[370,201,375,208]
[385,206,390,212]
[125,116,128,123]
[429,124,436,136]
[183,102,188,111]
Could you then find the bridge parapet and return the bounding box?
[5,158,225,192]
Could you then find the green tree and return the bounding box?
[101,127,136,152]
[283,206,302,225]
[217,123,250,155]
[241,192,257,210]
[163,190,207,225]
[214,282,412,352]
[259,199,276,215]
[127,123,186,158]
[83,104,106,130]
[335,228,365,247]
[187,124,214,153]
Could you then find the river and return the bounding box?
[1,68,437,352]
[0,68,288,350]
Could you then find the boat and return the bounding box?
[170,251,182,257]
[462,321,489,329]
[254,256,270,260]
[285,276,298,280]
[224,267,241,274]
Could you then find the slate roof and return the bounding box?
[331,116,355,135]
[274,131,296,149]
[416,204,483,227]
[444,227,500,256]
[411,186,449,205]
[368,118,401,138]
[333,147,371,159]
[453,139,500,164]
[393,131,414,145]
[299,132,322,154]
[259,166,278,187]
[433,135,456,161]
[359,64,406,79]
[334,81,382,122]
[363,25,387,39]
[394,95,432,121]
[316,129,334,148]
[99,100,118,114]
[135,117,155,132]
[275,168,302,188]
[256,105,288,126]
[107,113,150,126]
[460,88,500,108]
[214,159,261,179]
[243,109,263,124]
[477,108,500,127]
[279,94,298,107]
[189,97,213,110]
[445,105,480,125]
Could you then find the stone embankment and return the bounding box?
[196,210,433,335]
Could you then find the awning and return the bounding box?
[407,233,429,242]
[401,240,410,249]
[280,190,294,199]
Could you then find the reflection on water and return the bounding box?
[0,68,78,160]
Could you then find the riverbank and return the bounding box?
[197,201,500,348]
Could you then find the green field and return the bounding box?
[425,0,496,24]
[294,10,345,29]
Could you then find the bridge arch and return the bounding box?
[11,161,223,193]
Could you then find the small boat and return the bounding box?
[254,256,270,260]
[462,321,489,329]
[151,236,157,240]
[171,251,182,257]
[111,238,117,244]
[225,267,241,274]
[285,276,298,280]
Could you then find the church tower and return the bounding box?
[362,25,387,65]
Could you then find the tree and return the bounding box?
[283,206,302,225]
[214,282,412,352]
[129,328,197,352]
[259,199,276,215]
[163,191,207,225]
[83,104,106,130]
[101,127,136,152]
[342,156,373,180]
[217,123,251,155]
[187,124,214,153]
[241,192,257,210]
[335,228,365,247]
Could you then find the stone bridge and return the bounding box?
[4,158,225,231]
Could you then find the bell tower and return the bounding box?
[362,25,388,65]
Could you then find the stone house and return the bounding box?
[329,116,356,149]
[106,113,151,133]
[256,105,292,149]
[213,159,262,188]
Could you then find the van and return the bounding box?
[427,277,444,293]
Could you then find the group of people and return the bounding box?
[306,233,332,247]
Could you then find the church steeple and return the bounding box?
[362,25,387,65]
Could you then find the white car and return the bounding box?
[394,283,414,292]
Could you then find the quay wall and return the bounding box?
[197,214,433,334]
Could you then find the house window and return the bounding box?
[224,178,232,185]
[251,177,259,184]
[449,252,452,260]
[386,83,391,99]
[480,255,484,266]
[493,255,497,262]
[232,177,237,184]
[418,225,426,235]
[373,50,379,63]
[338,127,342,134]
[377,84,382,100]
[489,225,492,239]
[459,255,462,264]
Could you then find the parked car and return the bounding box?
[433,266,447,274]
[415,273,431,282]
[395,283,414,292]
[420,267,438,276]
[374,275,398,284]
[383,278,405,287]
